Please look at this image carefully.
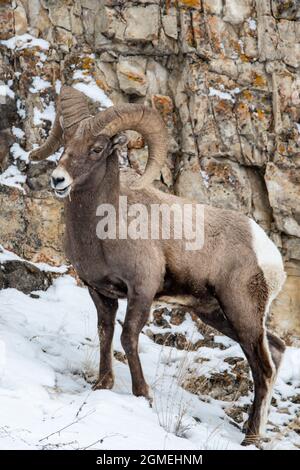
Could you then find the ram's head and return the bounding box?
[30,87,168,198]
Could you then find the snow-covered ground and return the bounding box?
[0,271,299,450]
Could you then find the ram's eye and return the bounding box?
[92,147,102,154]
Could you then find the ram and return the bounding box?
[31,87,286,444]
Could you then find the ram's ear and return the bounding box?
[112,133,127,150]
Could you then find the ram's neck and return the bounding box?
[62,151,121,275]
[65,150,120,214]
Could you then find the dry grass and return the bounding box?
[151,324,201,438]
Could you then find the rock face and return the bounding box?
[0,258,52,294]
[0,0,299,337]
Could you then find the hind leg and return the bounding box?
[195,299,285,375]
[195,297,285,443]
[240,337,276,444]
[194,295,239,342]
[213,274,278,444]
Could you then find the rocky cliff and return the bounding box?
[0,0,299,337]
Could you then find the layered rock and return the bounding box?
[0,0,299,336]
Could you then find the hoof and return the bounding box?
[241,435,261,447]
[136,394,153,408]
[146,393,153,408]
[92,376,114,391]
[133,386,153,406]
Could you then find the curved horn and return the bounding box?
[29,86,91,160]
[60,86,91,129]
[90,104,168,189]
[29,111,63,161]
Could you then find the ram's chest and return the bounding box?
[64,203,109,283]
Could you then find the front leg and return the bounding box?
[88,288,118,390]
[121,290,154,401]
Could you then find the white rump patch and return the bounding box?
[250,219,284,434]
[249,219,286,297]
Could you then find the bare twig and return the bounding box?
[39,409,95,442]
[80,433,127,450]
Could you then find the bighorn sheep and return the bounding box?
[30,86,286,444]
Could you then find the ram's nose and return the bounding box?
[51,175,66,188]
[50,167,73,198]
[51,167,71,188]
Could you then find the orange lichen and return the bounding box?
[236,102,250,121]
[95,78,110,92]
[120,70,146,84]
[185,24,195,47]
[240,54,250,63]
[278,143,286,154]
[179,0,201,8]
[0,9,14,40]
[82,56,94,70]
[152,94,173,116]
[242,90,253,101]
[192,11,202,42]
[33,252,59,267]
[207,16,223,54]
[165,0,171,13]
[237,102,249,112]
[205,161,237,186]
[253,74,266,87]
[256,109,265,120]
[230,40,242,54]
[214,99,232,113]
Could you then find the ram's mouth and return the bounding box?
[54,185,71,198]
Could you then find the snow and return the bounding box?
[0,83,15,99]
[278,348,300,384]
[29,77,51,94]
[209,87,235,103]
[213,336,233,348]
[36,52,48,68]
[12,126,25,139]
[248,19,257,31]
[73,82,113,108]
[45,147,64,163]
[0,165,26,191]
[33,101,55,126]
[0,34,49,51]
[10,143,29,163]
[0,245,68,274]
[16,99,26,119]
[148,312,204,344]
[55,79,62,94]
[73,68,113,108]
[0,268,299,450]
[200,169,210,188]
[208,86,240,103]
